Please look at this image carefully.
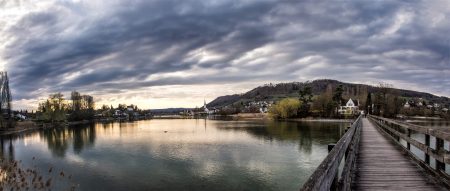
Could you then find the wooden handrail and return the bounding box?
[300,115,362,191]
[369,115,450,142]
[368,115,450,187]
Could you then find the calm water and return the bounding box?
[399,120,450,174]
[0,119,348,191]
[407,120,450,130]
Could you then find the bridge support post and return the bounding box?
[425,134,430,165]
[395,124,400,142]
[436,138,445,172]
[406,129,411,150]
[328,144,335,152]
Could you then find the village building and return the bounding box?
[15,113,27,120]
[404,101,411,108]
[244,101,272,113]
[260,105,268,113]
[201,100,218,115]
[417,101,423,106]
[259,101,273,113]
[338,98,360,115]
[180,109,195,116]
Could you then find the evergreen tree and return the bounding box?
[332,85,344,116]
[365,93,372,114]
[298,85,313,117]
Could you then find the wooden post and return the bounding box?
[425,134,430,165]
[436,138,445,172]
[328,144,336,152]
[395,124,400,142]
[389,122,393,137]
[406,129,411,150]
[328,144,338,191]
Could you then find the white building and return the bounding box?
[203,99,218,115]
[15,113,27,120]
[338,98,360,115]
[114,110,127,117]
[203,100,209,113]
[404,101,411,108]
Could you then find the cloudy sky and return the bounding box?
[1,0,449,110]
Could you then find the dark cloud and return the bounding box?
[1,0,449,105]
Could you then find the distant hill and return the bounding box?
[207,79,450,108]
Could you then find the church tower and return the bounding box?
[204,99,209,112]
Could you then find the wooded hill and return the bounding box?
[207,79,450,108]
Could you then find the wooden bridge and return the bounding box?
[301,115,450,191]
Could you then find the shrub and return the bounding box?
[269,98,301,119]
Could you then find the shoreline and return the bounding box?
[0,126,42,136]
[0,118,149,136]
[228,113,355,122]
[286,118,354,123]
[0,115,355,136]
[0,121,62,136]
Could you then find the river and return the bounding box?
[0,119,349,191]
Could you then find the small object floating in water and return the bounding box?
[164,131,168,133]
[60,171,65,177]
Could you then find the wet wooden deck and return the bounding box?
[352,118,444,190]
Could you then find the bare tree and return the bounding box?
[0,72,13,128]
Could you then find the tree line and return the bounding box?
[37,91,150,123]
[269,82,414,119]
[37,91,95,123]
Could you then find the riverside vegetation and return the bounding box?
[267,82,450,120]
[0,159,75,190]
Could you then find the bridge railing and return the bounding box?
[300,115,362,191]
[368,115,450,187]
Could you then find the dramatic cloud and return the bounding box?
[1,0,449,109]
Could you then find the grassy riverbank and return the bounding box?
[0,121,42,136]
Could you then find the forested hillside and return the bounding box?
[207,79,449,108]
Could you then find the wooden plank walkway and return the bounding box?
[352,118,445,190]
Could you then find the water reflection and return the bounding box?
[214,120,347,154]
[0,138,15,161]
[39,124,97,157]
[394,120,449,174]
[1,119,348,191]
